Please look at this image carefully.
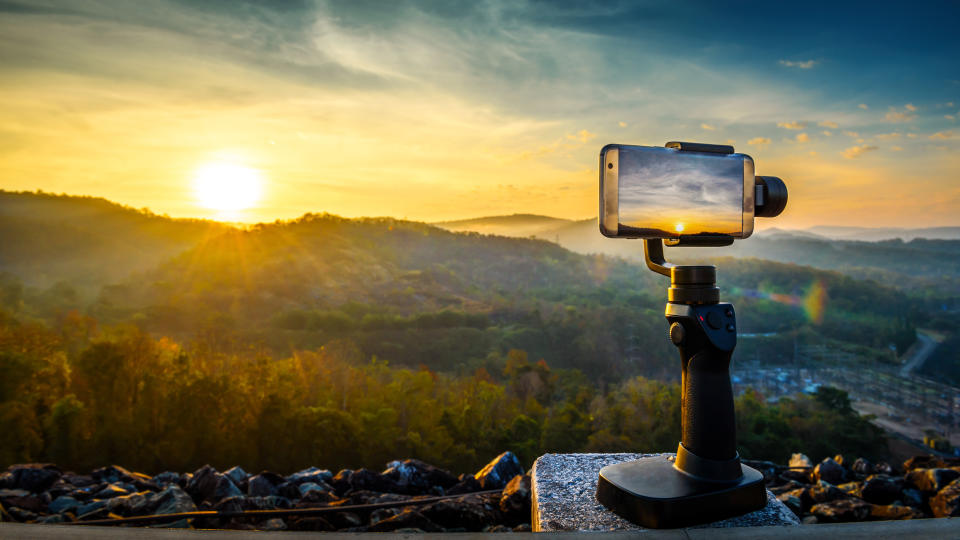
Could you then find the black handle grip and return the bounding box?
[667,303,738,462]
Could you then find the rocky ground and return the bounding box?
[760,453,960,523]
[0,452,532,532]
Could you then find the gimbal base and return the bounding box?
[596,454,765,529]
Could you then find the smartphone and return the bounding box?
[599,144,755,239]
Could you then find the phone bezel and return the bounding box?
[599,144,755,240]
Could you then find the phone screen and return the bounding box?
[617,146,745,237]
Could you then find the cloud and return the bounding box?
[822,130,832,136]
[618,121,628,127]
[858,104,869,110]
[567,129,596,142]
[777,121,807,130]
[885,106,917,123]
[747,137,771,146]
[905,103,917,112]
[778,59,817,69]
[795,132,809,143]
[907,133,918,138]
[946,114,956,120]
[842,145,878,159]
[875,132,901,140]
[818,120,839,129]
[700,123,716,131]
[929,131,956,140]
[891,146,903,151]
[843,131,860,137]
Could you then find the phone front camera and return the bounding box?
[608,163,613,169]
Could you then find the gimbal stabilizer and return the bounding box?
[595,142,788,529]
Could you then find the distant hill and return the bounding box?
[805,226,960,242]
[434,214,573,238]
[0,190,231,290]
[435,214,960,290]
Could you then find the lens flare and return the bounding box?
[730,279,828,324]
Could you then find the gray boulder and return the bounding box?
[154,485,197,515]
[813,457,846,485]
[475,452,524,489]
[48,495,80,514]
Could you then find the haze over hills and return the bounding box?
[433,214,960,291]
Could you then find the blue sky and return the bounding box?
[0,0,958,226]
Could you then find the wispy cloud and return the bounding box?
[929,131,956,140]
[795,132,809,143]
[747,137,771,146]
[779,59,817,69]
[843,131,860,137]
[875,132,901,140]
[946,114,956,120]
[842,145,878,159]
[858,103,869,110]
[885,105,917,123]
[777,121,807,130]
[822,130,832,136]
[700,123,716,131]
[818,120,839,129]
[618,121,628,127]
[891,146,903,151]
[567,129,596,143]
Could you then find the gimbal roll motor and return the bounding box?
[595,142,788,529]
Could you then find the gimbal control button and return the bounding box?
[726,324,735,332]
[706,311,723,329]
[669,322,685,345]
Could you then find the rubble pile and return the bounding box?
[762,453,960,523]
[0,452,531,532]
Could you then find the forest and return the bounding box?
[0,191,941,473]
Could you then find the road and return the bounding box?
[898,330,940,378]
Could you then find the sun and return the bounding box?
[193,162,262,212]
[675,223,685,233]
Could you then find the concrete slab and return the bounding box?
[532,453,800,532]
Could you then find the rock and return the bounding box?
[330,469,353,494]
[91,465,135,485]
[859,475,902,505]
[46,479,76,499]
[383,459,458,494]
[0,472,14,489]
[513,523,532,532]
[422,492,501,531]
[346,468,400,493]
[301,488,336,504]
[903,455,944,472]
[776,493,802,517]
[801,515,818,525]
[929,478,960,518]
[0,488,30,499]
[905,468,960,493]
[9,464,61,493]
[810,498,872,522]
[94,483,131,499]
[837,481,861,495]
[76,499,107,518]
[288,516,336,531]
[326,511,363,529]
[247,473,283,497]
[901,488,924,508]
[3,494,45,513]
[498,474,531,519]
[446,473,483,495]
[286,466,333,486]
[276,481,302,500]
[367,509,443,532]
[813,458,846,485]
[485,524,512,532]
[262,518,287,531]
[789,453,813,468]
[6,506,39,522]
[154,485,197,515]
[874,462,894,475]
[869,504,924,520]
[48,495,80,514]
[106,491,156,516]
[297,481,331,497]
[809,481,848,504]
[852,458,874,476]
[780,469,812,484]
[151,472,182,487]
[186,465,220,501]
[370,507,400,524]
[62,474,95,488]
[770,480,804,495]
[475,451,524,490]
[40,514,67,524]
[213,475,243,501]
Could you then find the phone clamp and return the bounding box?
[595,143,768,529]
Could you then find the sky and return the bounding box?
[618,146,743,236]
[1,0,959,227]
